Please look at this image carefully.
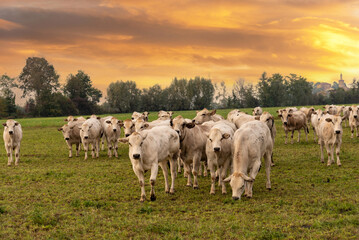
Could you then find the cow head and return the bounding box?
[227,109,241,123]
[106,117,123,133]
[193,108,216,124]
[325,115,343,135]
[123,119,135,137]
[252,107,262,116]
[79,122,93,139]
[207,128,230,153]
[223,172,254,200]
[278,110,292,125]
[171,115,195,137]
[58,124,75,140]
[3,120,19,136]
[131,111,144,121]
[158,110,171,120]
[134,118,150,132]
[118,132,148,160]
[259,112,274,130]
[350,105,359,119]
[142,112,149,122]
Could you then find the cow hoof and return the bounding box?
[193,186,199,190]
[222,192,227,195]
[140,198,145,202]
[150,195,156,201]
[170,189,175,194]
[210,191,215,195]
[186,184,192,187]
[337,163,342,167]
[165,190,169,194]
[7,164,11,167]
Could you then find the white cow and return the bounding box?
[252,107,263,116]
[103,117,123,158]
[58,119,84,158]
[349,105,359,138]
[310,109,324,143]
[206,121,234,194]
[227,109,242,123]
[79,118,102,160]
[3,120,22,166]
[134,118,170,132]
[100,116,113,150]
[318,115,343,166]
[123,119,135,137]
[278,110,309,144]
[119,126,180,202]
[342,106,351,127]
[64,116,86,123]
[193,108,224,124]
[224,121,273,200]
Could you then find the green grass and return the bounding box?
[0,107,358,239]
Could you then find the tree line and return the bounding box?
[1,56,359,118]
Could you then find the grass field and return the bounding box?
[0,107,358,239]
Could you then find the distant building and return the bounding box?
[338,73,349,91]
[313,74,349,95]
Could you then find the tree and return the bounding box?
[63,70,102,114]
[0,74,17,116]
[213,81,228,109]
[141,84,165,111]
[257,72,288,107]
[106,80,141,113]
[165,78,191,110]
[187,77,214,110]
[286,74,313,106]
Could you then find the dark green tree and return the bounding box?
[257,72,288,107]
[106,80,141,113]
[187,77,214,110]
[0,74,17,116]
[286,74,313,106]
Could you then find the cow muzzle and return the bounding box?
[65,137,70,140]
[232,196,239,200]
[335,130,341,134]
[8,131,13,135]
[125,134,130,137]
[354,115,358,119]
[113,129,117,132]
[84,136,89,139]
[214,147,221,152]
[284,122,288,125]
[133,154,140,159]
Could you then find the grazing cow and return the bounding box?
[193,108,224,124]
[278,110,309,144]
[123,119,135,137]
[252,107,263,116]
[79,118,102,160]
[318,115,343,166]
[134,118,170,132]
[259,112,276,166]
[64,116,86,123]
[3,120,22,166]
[103,117,123,158]
[58,119,84,158]
[342,106,351,127]
[223,121,273,200]
[349,105,359,138]
[311,109,324,143]
[171,115,212,188]
[227,109,241,123]
[118,126,180,202]
[206,121,234,194]
[300,107,315,124]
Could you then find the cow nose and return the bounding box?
[354,115,357,118]
[214,147,220,152]
[125,134,130,137]
[335,130,341,134]
[232,196,239,201]
[284,122,287,125]
[9,131,13,135]
[113,129,117,132]
[133,154,140,159]
[65,137,69,140]
[84,136,89,139]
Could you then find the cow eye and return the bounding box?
[129,143,132,146]
[140,142,143,146]
[202,114,205,116]
[209,139,212,142]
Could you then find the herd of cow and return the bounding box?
[2,104,359,201]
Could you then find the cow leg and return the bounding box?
[198,162,203,176]
[96,140,100,158]
[304,126,308,142]
[134,168,146,202]
[107,137,112,158]
[297,130,301,143]
[208,159,216,194]
[76,143,80,157]
[320,140,325,163]
[284,130,288,144]
[356,125,359,137]
[350,125,354,138]
[192,155,201,189]
[169,154,177,193]
[313,127,317,142]
[91,143,95,158]
[67,141,72,158]
[246,160,261,198]
[83,143,88,160]
[291,130,294,144]
[114,141,119,158]
[149,162,159,201]
[325,143,331,166]
[15,145,20,166]
[336,142,342,166]
[202,161,208,177]
[330,144,335,164]
[159,161,170,193]
[101,135,105,151]
[184,162,192,187]
[221,160,231,194]
[264,152,272,189]
[177,156,182,173]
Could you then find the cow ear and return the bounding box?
[118,120,123,126]
[239,173,254,182]
[223,175,232,182]
[254,116,260,120]
[278,114,282,117]
[106,120,111,124]
[186,120,196,128]
[86,117,90,119]
[196,110,199,113]
[210,110,216,115]
[97,117,101,120]
[349,107,352,111]
[325,118,332,122]
[143,123,149,129]
[222,133,230,139]
[313,112,317,115]
[170,119,173,127]
[288,114,292,117]
[58,128,63,131]
[276,110,279,113]
[14,122,19,126]
[64,119,68,122]
[73,118,78,121]
[2,123,6,127]
[118,138,129,143]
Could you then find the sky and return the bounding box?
[1,0,359,102]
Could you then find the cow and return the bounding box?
[233,113,257,129]
[342,106,351,127]
[278,110,309,144]
[79,118,102,160]
[103,117,123,158]
[118,126,180,202]
[3,120,22,166]
[223,121,273,200]
[64,116,86,123]
[156,111,173,121]
[310,109,324,143]
[193,108,224,124]
[318,115,343,166]
[100,116,113,150]
[171,115,212,189]
[58,119,84,158]
[227,109,241,123]
[205,121,234,194]
[349,105,359,138]
[252,107,263,116]
[300,107,315,124]
[134,118,170,132]
[123,119,135,137]
[143,112,149,122]
[323,105,338,115]
[258,112,276,166]
[131,111,144,121]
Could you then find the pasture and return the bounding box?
[0,107,358,239]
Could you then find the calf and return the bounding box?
[349,105,359,138]
[119,126,180,202]
[103,117,123,158]
[123,119,135,137]
[318,115,343,166]
[278,110,309,144]
[206,121,234,194]
[171,115,212,188]
[131,111,147,121]
[79,118,102,160]
[58,120,84,158]
[224,121,273,200]
[193,108,224,124]
[3,120,22,166]
[311,109,324,143]
[324,105,338,115]
[252,107,263,116]
[157,111,173,121]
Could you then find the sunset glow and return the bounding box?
[1,0,359,96]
